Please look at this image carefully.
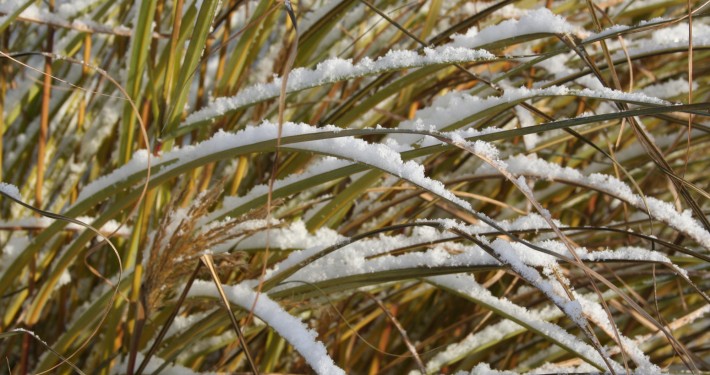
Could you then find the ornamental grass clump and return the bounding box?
[0,0,708,374]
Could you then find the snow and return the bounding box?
[80,103,120,159]
[394,85,669,146]
[0,1,700,372]
[0,181,21,201]
[649,22,710,45]
[575,293,660,373]
[525,362,600,374]
[55,270,72,289]
[163,309,216,341]
[486,237,584,323]
[181,47,495,129]
[189,281,346,375]
[11,328,50,347]
[534,52,605,90]
[255,216,678,303]
[468,363,518,375]
[0,236,30,274]
[613,21,710,59]
[407,232,632,375]
[419,274,612,373]
[75,123,348,207]
[211,221,344,278]
[583,246,670,263]
[395,86,557,144]
[0,1,134,37]
[515,106,539,150]
[575,86,668,105]
[111,352,216,375]
[475,154,710,249]
[205,157,352,222]
[76,149,153,202]
[56,0,99,19]
[63,123,690,373]
[287,132,471,211]
[588,24,630,40]
[0,0,101,21]
[274,235,495,287]
[78,121,471,219]
[639,78,696,98]
[586,17,669,41]
[450,8,582,49]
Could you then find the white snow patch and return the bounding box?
[614,21,710,59]
[418,274,610,373]
[189,281,345,375]
[0,182,21,201]
[451,8,582,49]
[205,157,352,223]
[515,105,539,150]
[639,78,697,98]
[77,149,153,202]
[475,154,710,249]
[182,47,494,127]
[111,352,216,374]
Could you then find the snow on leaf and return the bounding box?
[204,157,352,223]
[396,85,669,146]
[181,46,494,129]
[421,274,612,373]
[450,8,582,49]
[475,154,710,249]
[611,21,710,59]
[111,352,214,375]
[0,181,22,201]
[189,281,346,375]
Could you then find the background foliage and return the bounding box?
[0,0,709,373]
